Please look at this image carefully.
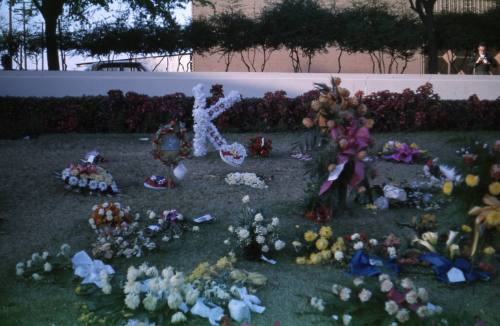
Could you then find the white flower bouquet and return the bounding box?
[303,275,447,325]
[15,244,72,281]
[225,196,284,260]
[225,172,268,189]
[59,163,118,195]
[76,255,267,325]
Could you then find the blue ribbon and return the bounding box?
[420,253,491,283]
[348,250,400,277]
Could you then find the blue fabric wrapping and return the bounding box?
[348,250,400,277]
[420,253,491,283]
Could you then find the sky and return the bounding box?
[0,1,192,70]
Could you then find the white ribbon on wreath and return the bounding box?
[192,84,247,166]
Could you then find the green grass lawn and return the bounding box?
[0,131,499,325]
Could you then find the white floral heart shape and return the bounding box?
[219,143,247,167]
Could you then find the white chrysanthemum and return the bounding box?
[89,180,98,190]
[60,243,71,257]
[378,273,390,282]
[396,308,410,323]
[78,178,88,188]
[310,297,325,312]
[353,278,364,287]
[417,306,430,318]
[125,293,141,310]
[339,287,351,301]
[32,253,42,264]
[16,268,24,276]
[353,241,364,250]
[146,267,159,278]
[171,311,187,324]
[331,284,341,295]
[169,272,185,289]
[68,176,79,186]
[401,278,415,290]
[16,262,24,269]
[143,293,158,312]
[26,260,32,268]
[238,229,250,240]
[192,226,200,232]
[380,279,394,292]
[167,291,183,310]
[32,273,42,281]
[185,288,200,305]
[417,287,429,302]
[127,266,140,282]
[387,246,397,259]
[242,195,250,204]
[102,283,112,295]
[162,267,174,280]
[254,213,264,222]
[342,314,352,325]
[334,251,344,261]
[271,217,279,226]
[358,288,372,303]
[43,262,52,272]
[256,235,266,244]
[261,245,269,253]
[124,281,140,294]
[274,240,285,251]
[405,290,418,305]
[385,300,399,315]
[42,251,49,260]
[228,225,234,233]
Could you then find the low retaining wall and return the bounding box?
[0,71,499,100]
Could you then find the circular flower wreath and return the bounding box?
[152,123,191,164]
[247,136,273,157]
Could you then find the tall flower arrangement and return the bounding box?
[304,77,375,219]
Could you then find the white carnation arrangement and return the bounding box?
[305,275,445,325]
[225,195,285,260]
[15,244,72,281]
[225,172,268,189]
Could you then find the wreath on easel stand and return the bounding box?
[144,121,191,189]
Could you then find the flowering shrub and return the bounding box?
[1,84,499,138]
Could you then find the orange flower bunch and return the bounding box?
[89,202,132,229]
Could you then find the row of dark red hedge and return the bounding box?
[0,83,499,138]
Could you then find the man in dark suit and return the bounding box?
[474,43,497,75]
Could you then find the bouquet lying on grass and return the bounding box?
[59,162,119,195]
[225,195,285,261]
[294,229,400,273]
[76,254,268,325]
[89,203,192,260]
[303,275,447,325]
[15,244,72,281]
[381,141,428,164]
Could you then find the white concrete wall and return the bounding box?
[0,71,499,100]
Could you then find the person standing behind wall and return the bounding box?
[474,43,497,75]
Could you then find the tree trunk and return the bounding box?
[425,16,438,74]
[44,14,60,71]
